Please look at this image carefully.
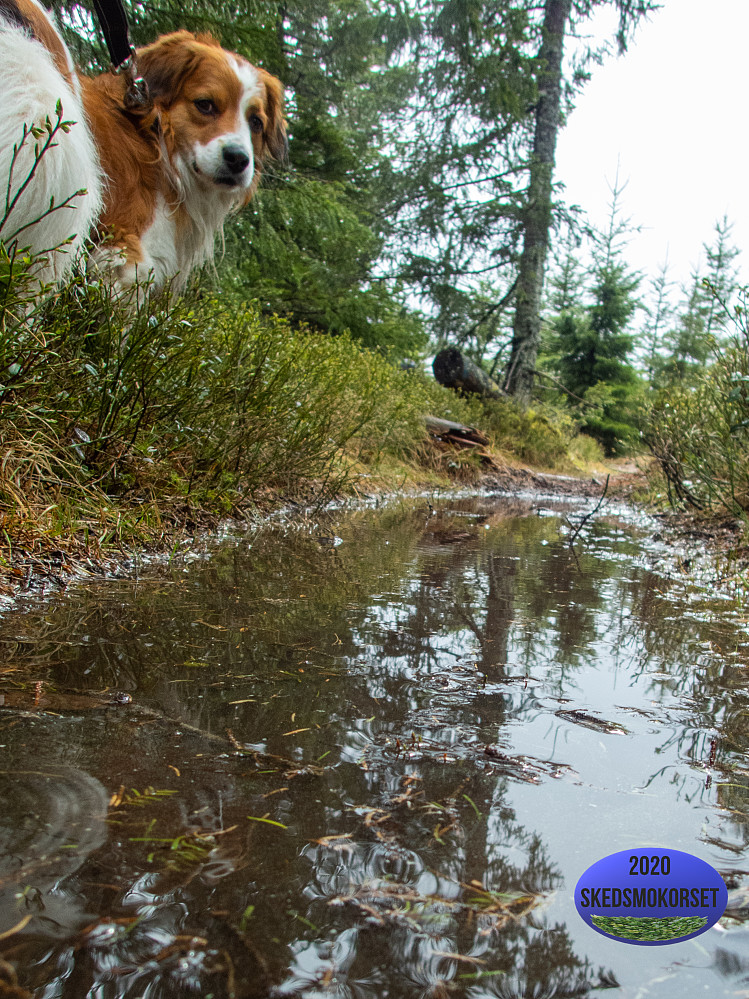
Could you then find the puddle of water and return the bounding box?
[2,494,749,997]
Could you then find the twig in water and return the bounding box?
[564,474,610,554]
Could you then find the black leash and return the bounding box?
[90,0,150,110]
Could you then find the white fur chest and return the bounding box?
[139,181,239,292]
[140,194,181,289]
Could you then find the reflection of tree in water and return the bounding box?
[377,514,616,692]
[286,762,614,999]
[6,496,744,997]
[353,511,644,748]
[0,715,615,999]
[0,502,625,743]
[625,558,749,828]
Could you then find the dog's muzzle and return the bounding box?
[215,144,251,185]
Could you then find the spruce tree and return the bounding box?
[659,220,740,386]
[659,270,712,386]
[641,258,675,385]
[700,215,740,341]
[552,182,642,453]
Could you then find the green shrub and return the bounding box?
[580,380,646,456]
[648,293,749,512]
[567,432,605,468]
[0,254,490,520]
[477,397,576,468]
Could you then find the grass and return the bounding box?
[1,269,479,512]
[0,248,480,579]
[0,205,598,587]
[477,396,580,469]
[2,264,577,490]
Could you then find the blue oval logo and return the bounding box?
[575,848,727,945]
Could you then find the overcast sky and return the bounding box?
[555,0,749,301]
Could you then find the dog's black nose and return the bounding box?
[222,145,250,175]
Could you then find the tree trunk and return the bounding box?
[424,415,490,447]
[504,0,572,404]
[433,346,505,399]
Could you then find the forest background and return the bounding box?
[2,0,748,551]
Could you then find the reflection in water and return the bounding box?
[1,496,749,996]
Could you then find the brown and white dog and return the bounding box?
[0,0,286,292]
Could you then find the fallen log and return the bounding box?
[424,415,489,447]
[433,346,505,399]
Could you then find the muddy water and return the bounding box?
[2,494,749,998]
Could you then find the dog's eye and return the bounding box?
[248,114,263,134]
[194,99,217,116]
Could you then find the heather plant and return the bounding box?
[648,285,749,513]
[0,233,485,528]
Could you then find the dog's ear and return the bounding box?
[258,69,288,163]
[136,31,212,107]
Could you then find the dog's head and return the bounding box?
[135,31,287,202]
